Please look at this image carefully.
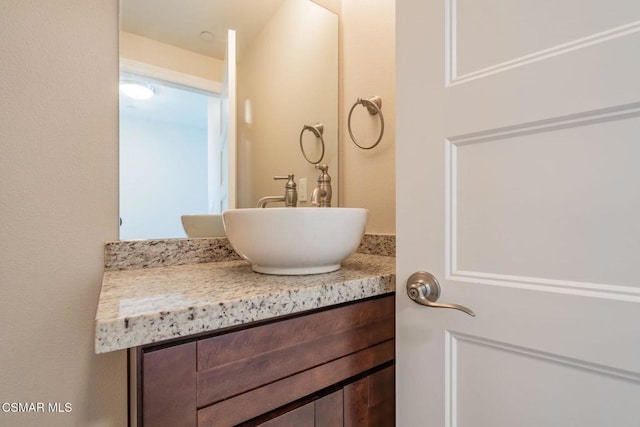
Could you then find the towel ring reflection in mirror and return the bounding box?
[347,96,384,150]
[299,123,325,164]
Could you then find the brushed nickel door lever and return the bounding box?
[406,271,475,317]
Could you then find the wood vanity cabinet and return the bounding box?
[133,294,395,427]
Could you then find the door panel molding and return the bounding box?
[445,102,640,302]
[447,271,640,302]
[446,0,640,87]
[446,102,640,146]
[445,331,640,426]
[447,331,640,383]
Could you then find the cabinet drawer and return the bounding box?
[196,295,395,407]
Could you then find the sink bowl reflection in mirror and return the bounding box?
[222,208,367,275]
[181,214,226,238]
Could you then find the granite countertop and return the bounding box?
[95,252,395,354]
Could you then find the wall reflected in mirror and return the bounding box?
[119,0,338,240]
[119,77,216,240]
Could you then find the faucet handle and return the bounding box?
[274,174,294,180]
[274,174,297,207]
[274,174,296,189]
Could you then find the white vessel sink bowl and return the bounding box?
[222,208,367,275]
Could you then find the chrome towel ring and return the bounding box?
[299,122,325,164]
[348,96,384,150]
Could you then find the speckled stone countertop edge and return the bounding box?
[95,273,395,354]
[95,253,396,354]
[104,233,395,271]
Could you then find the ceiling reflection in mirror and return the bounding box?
[119,0,339,240]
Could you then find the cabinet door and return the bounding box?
[344,365,395,426]
[141,342,197,427]
[315,389,344,427]
[257,402,314,427]
[256,389,343,427]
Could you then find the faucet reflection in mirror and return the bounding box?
[257,175,298,208]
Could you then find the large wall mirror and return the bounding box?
[119,0,339,240]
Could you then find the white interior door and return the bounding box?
[396,1,640,426]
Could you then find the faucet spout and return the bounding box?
[311,164,332,207]
[311,188,325,206]
[257,196,286,208]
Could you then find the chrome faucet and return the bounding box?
[311,164,332,207]
[257,175,298,208]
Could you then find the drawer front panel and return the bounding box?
[197,295,394,369]
[197,296,395,407]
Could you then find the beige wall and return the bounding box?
[0,0,393,425]
[313,0,341,15]
[340,0,396,234]
[120,31,224,82]
[237,0,339,208]
[0,1,125,426]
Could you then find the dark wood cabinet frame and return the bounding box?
[131,294,395,427]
